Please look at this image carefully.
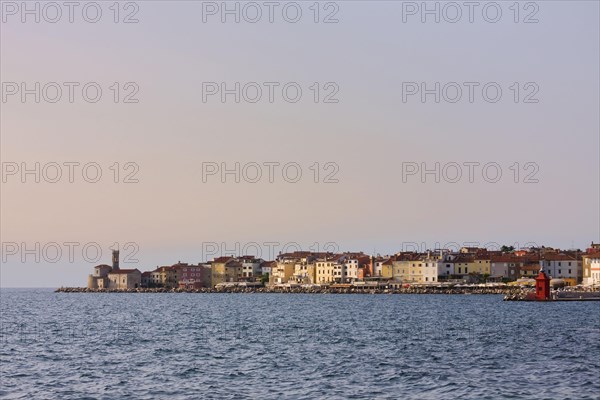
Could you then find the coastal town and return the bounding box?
[80,243,600,292]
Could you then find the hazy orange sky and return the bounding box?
[1,1,599,287]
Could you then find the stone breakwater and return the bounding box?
[503,288,600,301]
[503,288,535,301]
[56,286,518,295]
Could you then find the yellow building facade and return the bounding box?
[212,257,242,286]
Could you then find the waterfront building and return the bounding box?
[149,267,164,286]
[271,262,295,284]
[239,256,264,280]
[491,252,540,281]
[519,264,541,278]
[87,264,111,289]
[292,261,315,284]
[281,253,313,284]
[380,257,394,279]
[332,254,350,283]
[179,263,211,288]
[472,255,491,275]
[107,269,142,289]
[344,258,359,282]
[270,252,312,284]
[539,253,581,284]
[372,256,389,277]
[408,258,424,282]
[453,254,474,277]
[87,250,121,289]
[421,259,438,283]
[212,257,242,286]
[148,266,173,287]
[435,253,456,280]
[582,252,600,286]
[141,271,152,287]
[315,254,343,284]
[260,260,276,276]
[390,253,418,283]
[420,250,447,283]
[345,255,371,283]
[435,251,491,282]
[167,263,186,287]
[490,255,519,281]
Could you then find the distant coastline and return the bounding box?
[83,245,600,292]
[56,284,600,304]
[56,285,511,294]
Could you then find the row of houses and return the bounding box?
[87,252,270,290]
[87,243,600,289]
[271,247,597,287]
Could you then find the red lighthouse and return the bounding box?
[535,266,551,301]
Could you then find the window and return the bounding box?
[568,269,571,274]
[558,270,561,274]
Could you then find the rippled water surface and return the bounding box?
[1,289,599,399]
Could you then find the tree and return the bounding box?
[501,245,515,253]
[260,273,269,285]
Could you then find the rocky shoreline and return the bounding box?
[56,286,517,295]
[503,287,600,301]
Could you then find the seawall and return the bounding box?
[56,286,519,295]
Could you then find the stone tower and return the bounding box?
[112,249,120,271]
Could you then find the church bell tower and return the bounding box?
[112,249,120,271]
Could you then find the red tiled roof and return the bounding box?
[312,252,333,258]
[392,253,417,261]
[344,251,365,256]
[454,254,476,262]
[491,255,521,263]
[213,256,233,263]
[357,256,371,266]
[583,252,600,259]
[541,254,577,261]
[260,260,277,267]
[109,269,140,274]
[278,251,313,259]
[170,263,189,270]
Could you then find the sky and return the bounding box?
[1,0,599,287]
